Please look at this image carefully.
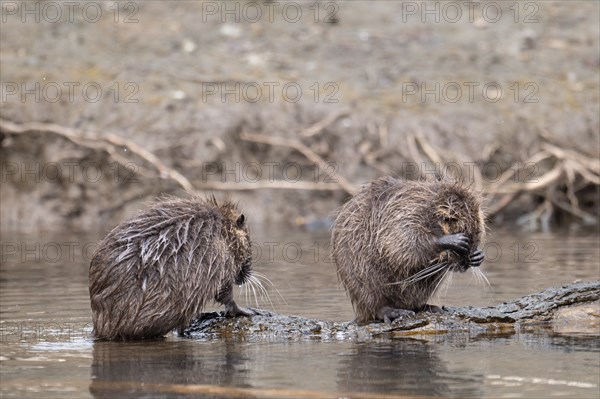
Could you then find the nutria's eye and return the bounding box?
[236,214,245,228]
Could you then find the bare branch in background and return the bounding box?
[2,118,597,225]
[240,130,357,195]
[486,142,599,223]
[0,119,354,194]
[0,118,196,193]
[300,107,351,138]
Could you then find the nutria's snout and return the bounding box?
[448,245,485,274]
[456,247,475,273]
[455,258,471,273]
[235,256,252,285]
[448,248,485,273]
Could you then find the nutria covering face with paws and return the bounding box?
[89,196,253,340]
[332,176,486,324]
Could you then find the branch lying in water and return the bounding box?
[184,281,600,340]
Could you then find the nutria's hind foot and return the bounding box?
[224,301,256,317]
[438,233,470,255]
[217,285,256,318]
[419,304,444,313]
[470,249,484,267]
[377,306,415,324]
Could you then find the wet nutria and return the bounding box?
[332,176,485,324]
[89,196,254,340]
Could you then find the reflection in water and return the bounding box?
[525,333,600,353]
[337,339,483,398]
[89,340,254,399]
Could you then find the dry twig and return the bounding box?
[300,108,351,138]
[0,119,196,192]
[0,119,354,194]
[486,141,599,223]
[239,130,357,195]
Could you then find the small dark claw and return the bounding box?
[470,249,484,267]
[438,233,470,256]
[378,306,415,324]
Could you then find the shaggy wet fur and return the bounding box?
[89,196,252,340]
[332,177,485,324]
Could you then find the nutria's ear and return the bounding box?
[236,214,245,228]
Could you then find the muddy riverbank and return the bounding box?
[1,1,598,231]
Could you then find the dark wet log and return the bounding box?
[184,281,599,340]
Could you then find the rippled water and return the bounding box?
[1,227,599,398]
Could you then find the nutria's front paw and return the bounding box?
[438,233,470,255]
[378,306,415,324]
[469,249,484,267]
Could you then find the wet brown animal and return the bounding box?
[332,177,486,324]
[89,196,253,340]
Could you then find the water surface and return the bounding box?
[1,227,599,398]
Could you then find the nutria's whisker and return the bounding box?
[251,277,267,308]
[404,270,444,285]
[248,276,262,308]
[252,272,287,305]
[256,279,274,308]
[247,277,261,308]
[471,267,490,286]
[470,267,482,285]
[391,262,448,286]
[251,275,275,309]
[254,279,273,309]
[390,265,445,286]
[442,268,453,297]
[480,270,490,286]
[431,267,450,298]
[252,271,275,286]
[243,282,249,307]
[413,263,448,280]
[248,279,261,309]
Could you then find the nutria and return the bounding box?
[89,196,254,340]
[332,176,485,324]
